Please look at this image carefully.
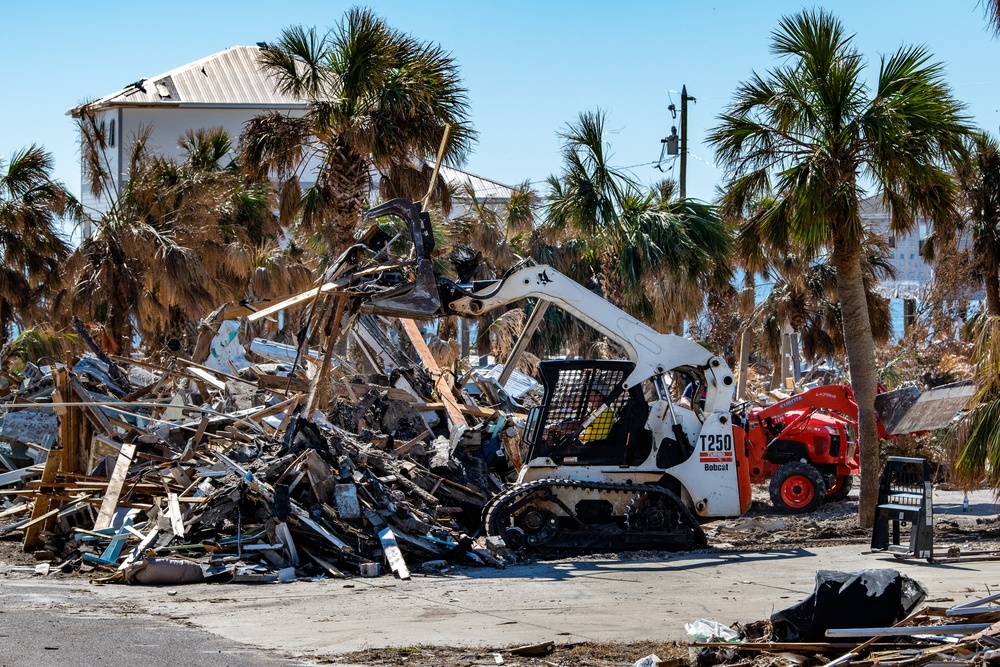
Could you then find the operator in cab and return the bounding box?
[582,389,615,442]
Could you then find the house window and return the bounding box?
[888,236,896,248]
[109,119,115,147]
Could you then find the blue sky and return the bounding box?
[3,0,999,207]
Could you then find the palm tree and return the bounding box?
[547,109,733,334]
[0,146,71,348]
[748,238,895,369]
[708,9,970,526]
[950,314,1000,488]
[950,131,1000,315]
[60,112,249,353]
[983,0,1000,34]
[241,8,475,256]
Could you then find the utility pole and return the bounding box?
[679,85,696,200]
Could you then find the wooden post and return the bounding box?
[22,444,63,551]
[306,294,348,417]
[736,330,751,401]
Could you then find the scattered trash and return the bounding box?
[685,619,740,642]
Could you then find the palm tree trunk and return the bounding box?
[832,234,881,529]
[323,141,371,256]
[984,248,1000,316]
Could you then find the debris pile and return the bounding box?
[693,570,1000,667]
[0,309,532,583]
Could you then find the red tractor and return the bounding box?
[745,384,876,513]
[744,381,974,513]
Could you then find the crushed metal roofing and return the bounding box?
[67,45,306,115]
[859,194,889,218]
[434,163,515,202]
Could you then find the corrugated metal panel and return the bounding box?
[70,46,305,114]
[437,164,514,202]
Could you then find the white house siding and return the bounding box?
[77,108,121,233]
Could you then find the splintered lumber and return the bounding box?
[302,546,347,578]
[393,430,431,457]
[255,374,312,394]
[399,318,466,433]
[166,493,185,538]
[93,442,136,530]
[378,527,410,580]
[22,444,63,551]
[70,379,118,437]
[246,396,300,423]
[246,282,342,323]
[190,416,210,448]
[306,293,348,416]
[118,526,160,571]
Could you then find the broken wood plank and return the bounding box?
[393,430,431,457]
[306,294,348,417]
[190,416,210,448]
[246,396,301,423]
[70,378,118,437]
[377,527,410,580]
[93,442,136,531]
[246,283,344,323]
[22,443,63,551]
[302,546,346,578]
[274,395,300,435]
[166,493,185,538]
[186,366,227,391]
[254,374,312,394]
[399,319,467,434]
[117,526,160,571]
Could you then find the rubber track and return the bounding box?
[482,478,707,553]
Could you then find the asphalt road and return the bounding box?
[0,488,996,665]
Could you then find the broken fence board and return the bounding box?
[166,493,185,538]
[93,442,136,531]
[22,443,63,551]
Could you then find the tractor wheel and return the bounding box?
[824,474,854,503]
[769,462,826,514]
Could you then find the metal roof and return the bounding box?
[435,163,515,202]
[67,45,306,116]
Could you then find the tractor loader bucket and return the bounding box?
[874,381,976,435]
[361,198,442,319]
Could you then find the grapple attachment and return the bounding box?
[361,198,442,319]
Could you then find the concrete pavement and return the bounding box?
[1,487,996,664]
[3,543,999,664]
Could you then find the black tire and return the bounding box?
[824,474,854,503]
[769,462,826,514]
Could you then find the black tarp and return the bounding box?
[770,569,926,642]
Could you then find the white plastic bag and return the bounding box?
[684,618,740,642]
